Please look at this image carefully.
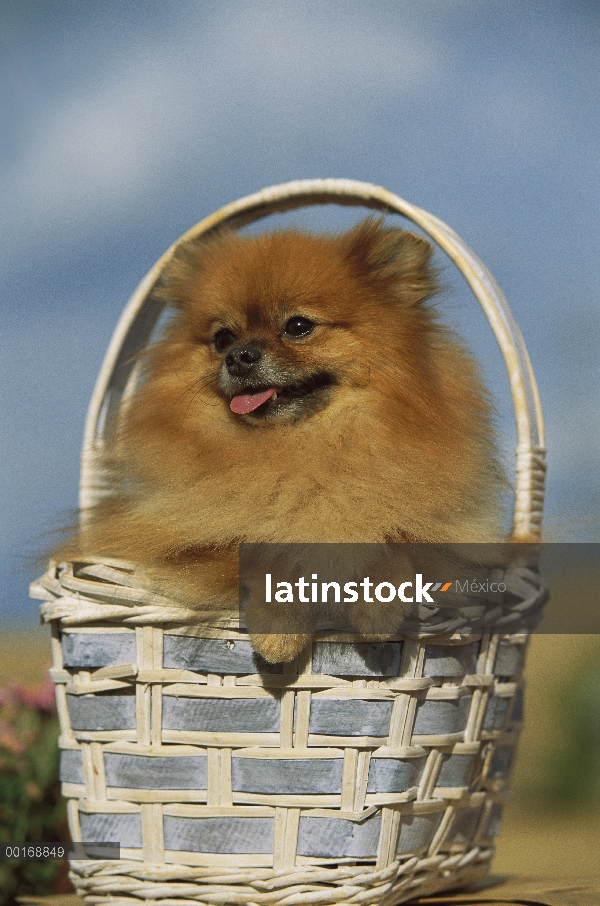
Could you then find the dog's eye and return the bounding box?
[214,328,236,352]
[284,316,315,338]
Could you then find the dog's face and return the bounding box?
[152,218,438,428]
[215,313,337,423]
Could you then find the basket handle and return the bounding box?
[80,178,546,539]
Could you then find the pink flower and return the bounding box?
[14,675,56,713]
[0,719,25,755]
[0,674,57,715]
[0,686,16,709]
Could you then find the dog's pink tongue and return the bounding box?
[230,388,276,414]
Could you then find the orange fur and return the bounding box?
[55,218,505,661]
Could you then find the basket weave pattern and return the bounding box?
[32,559,541,905]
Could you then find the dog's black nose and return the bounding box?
[225,346,261,376]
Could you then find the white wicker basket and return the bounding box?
[33,180,547,906]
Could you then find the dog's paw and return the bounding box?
[349,597,410,637]
[250,633,311,664]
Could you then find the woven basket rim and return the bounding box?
[35,556,547,636]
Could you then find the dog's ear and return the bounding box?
[150,229,235,310]
[341,217,438,306]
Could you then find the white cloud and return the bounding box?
[0,2,441,269]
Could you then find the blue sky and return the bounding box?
[1,0,599,624]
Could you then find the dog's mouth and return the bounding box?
[229,372,335,418]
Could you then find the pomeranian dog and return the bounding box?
[55,218,504,662]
